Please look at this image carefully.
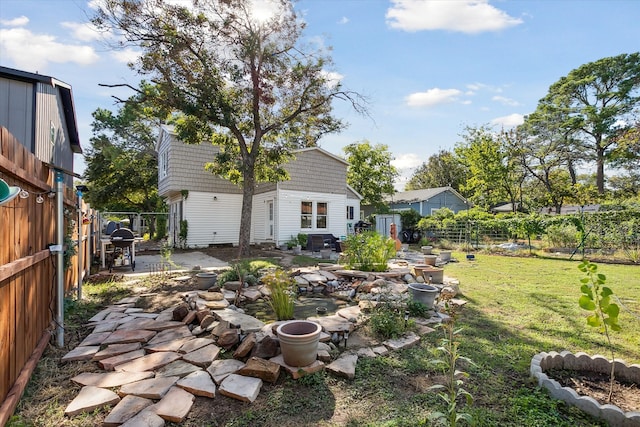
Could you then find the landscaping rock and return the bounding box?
[115,351,181,373]
[207,359,246,384]
[64,385,120,416]
[176,370,216,398]
[119,376,179,399]
[326,353,358,379]
[233,332,257,358]
[219,374,263,403]
[153,386,195,423]
[99,349,146,371]
[92,342,142,361]
[236,357,281,383]
[182,344,221,367]
[71,371,154,388]
[103,395,154,427]
[156,360,202,378]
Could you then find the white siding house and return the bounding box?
[156,126,361,248]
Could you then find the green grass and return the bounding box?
[8,254,639,426]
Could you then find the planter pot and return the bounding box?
[279,244,288,251]
[293,245,302,255]
[530,351,640,426]
[408,283,440,308]
[421,246,433,255]
[276,320,322,367]
[413,265,444,284]
[438,250,452,262]
[195,272,218,290]
[424,255,437,266]
[320,249,332,259]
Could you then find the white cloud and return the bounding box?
[492,95,520,106]
[0,16,29,27]
[321,70,344,88]
[110,48,141,64]
[392,153,424,191]
[61,21,104,42]
[490,113,524,127]
[338,16,349,25]
[406,88,462,107]
[0,27,100,71]
[386,0,523,34]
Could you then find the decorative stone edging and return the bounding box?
[530,350,640,426]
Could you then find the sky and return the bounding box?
[1,0,639,189]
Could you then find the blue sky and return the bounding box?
[1,0,639,189]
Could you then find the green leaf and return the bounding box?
[604,303,620,318]
[597,273,606,282]
[586,314,601,327]
[428,384,446,391]
[579,295,596,311]
[601,287,613,297]
[580,278,590,284]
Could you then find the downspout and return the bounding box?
[55,170,65,347]
[76,187,83,300]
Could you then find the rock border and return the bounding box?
[530,350,640,426]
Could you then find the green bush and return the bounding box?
[343,231,395,272]
[369,303,408,339]
[218,259,279,285]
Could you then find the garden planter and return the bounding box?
[293,245,302,255]
[530,351,640,426]
[195,272,218,289]
[421,246,433,255]
[413,265,444,284]
[408,283,440,308]
[424,255,437,266]
[320,249,332,259]
[438,250,452,262]
[276,320,322,367]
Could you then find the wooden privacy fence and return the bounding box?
[0,127,96,424]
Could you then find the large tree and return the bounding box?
[534,52,640,194]
[83,92,161,228]
[94,0,364,256]
[405,149,467,192]
[343,141,398,210]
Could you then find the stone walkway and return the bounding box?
[61,262,462,425]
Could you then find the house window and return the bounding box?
[301,201,312,228]
[346,205,354,220]
[317,202,327,229]
[159,149,169,179]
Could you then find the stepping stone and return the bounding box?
[212,309,265,333]
[64,385,120,416]
[207,359,245,384]
[147,326,193,345]
[103,395,153,427]
[61,346,100,362]
[130,313,160,319]
[182,344,221,367]
[356,347,376,358]
[241,288,262,301]
[93,321,120,333]
[233,333,256,358]
[156,360,202,378]
[102,329,156,345]
[99,349,146,371]
[71,371,154,388]
[301,273,327,283]
[154,386,195,423]
[79,331,113,347]
[92,343,142,361]
[115,296,140,305]
[236,357,281,383]
[383,332,421,351]
[176,370,216,398]
[179,337,215,354]
[336,306,362,322]
[155,311,174,322]
[116,351,181,373]
[372,345,389,356]
[145,337,193,353]
[124,307,145,314]
[120,408,165,427]
[219,374,262,403]
[326,353,358,379]
[205,299,229,310]
[269,354,325,379]
[119,376,179,399]
[88,308,113,322]
[118,318,183,331]
[306,315,352,333]
[105,312,130,320]
[198,291,224,301]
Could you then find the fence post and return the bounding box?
[55,170,65,347]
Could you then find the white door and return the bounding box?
[267,200,274,239]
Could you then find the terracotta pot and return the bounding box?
[195,272,217,290]
[408,283,440,308]
[276,320,322,367]
[413,265,444,284]
[439,250,452,262]
[421,246,433,255]
[424,255,437,266]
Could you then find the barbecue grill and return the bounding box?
[107,227,136,273]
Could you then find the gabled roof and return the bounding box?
[294,146,349,166]
[386,186,467,204]
[0,66,81,153]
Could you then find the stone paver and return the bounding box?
[179,337,215,354]
[61,346,100,362]
[153,386,195,423]
[207,359,245,384]
[146,337,194,353]
[176,370,216,398]
[212,309,265,332]
[205,299,230,310]
[219,374,262,403]
[236,357,281,383]
[147,326,193,345]
[156,360,202,378]
[71,371,154,388]
[326,353,358,379]
[64,385,120,416]
[78,331,113,347]
[103,395,154,427]
[92,342,142,361]
[118,318,183,331]
[120,408,165,427]
[383,332,421,351]
[99,349,146,370]
[270,354,325,379]
[119,376,180,399]
[116,351,182,373]
[102,329,157,345]
[306,315,352,333]
[182,343,221,367]
[92,321,120,333]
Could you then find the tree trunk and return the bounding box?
[238,160,256,257]
[596,145,605,194]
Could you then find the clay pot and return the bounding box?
[195,272,218,290]
[276,320,322,367]
[408,283,440,308]
[414,265,444,284]
[439,250,452,262]
[421,246,433,255]
[424,255,437,266]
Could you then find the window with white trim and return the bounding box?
[346,205,355,220]
[317,202,327,228]
[301,201,328,229]
[159,149,169,179]
[301,201,312,228]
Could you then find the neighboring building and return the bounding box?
[156,125,361,247]
[539,204,600,215]
[0,66,82,185]
[384,186,469,216]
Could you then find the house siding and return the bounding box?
[279,149,347,194]
[390,190,467,215]
[0,77,34,151]
[35,83,74,175]
[183,191,243,247]
[251,191,276,243]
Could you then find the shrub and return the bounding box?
[369,302,408,339]
[343,231,395,272]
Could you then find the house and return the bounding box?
[156,126,362,248]
[384,186,469,216]
[0,66,82,185]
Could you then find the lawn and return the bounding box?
[8,253,639,426]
